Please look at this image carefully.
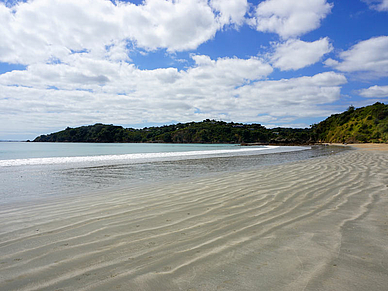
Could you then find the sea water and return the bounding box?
[0,142,346,205]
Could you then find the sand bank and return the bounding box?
[1,149,388,291]
[350,143,388,152]
[327,142,388,152]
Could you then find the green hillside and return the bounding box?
[33,103,388,144]
[312,102,388,143]
[33,121,311,144]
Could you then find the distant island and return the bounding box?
[33,102,388,144]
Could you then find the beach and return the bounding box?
[1,146,387,290]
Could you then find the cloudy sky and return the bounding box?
[0,0,387,140]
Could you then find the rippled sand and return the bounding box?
[1,148,388,290]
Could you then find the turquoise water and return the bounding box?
[0,142,346,205]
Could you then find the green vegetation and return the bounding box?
[33,120,311,144]
[311,102,388,143]
[33,103,388,144]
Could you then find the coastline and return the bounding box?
[0,146,387,290]
[342,143,388,152]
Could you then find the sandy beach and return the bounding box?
[1,146,388,291]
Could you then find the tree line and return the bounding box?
[33,120,312,144]
[33,103,388,144]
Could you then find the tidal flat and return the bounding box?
[0,146,387,290]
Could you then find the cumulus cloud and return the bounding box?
[325,36,388,78]
[362,0,388,11]
[0,54,271,124]
[228,72,347,125]
[358,85,388,98]
[235,71,346,109]
[270,37,333,70]
[0,0,248,66]
[0,54,272,91]
[210,0,248,26]
[0,0,353,138]
[250,0,333,39]
[0,0,120,65]
[188,55,273,87]
[0,51,347,134]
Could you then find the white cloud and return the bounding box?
[0,54,272,126]
[0,52,347,137]
[362,0,388,11]
[234,72,347,116]
[325,36,388,78]
[0,0,351,138]
[251,0,333,39]
[188,55,273,87]
[219,73,347,125]
[118,0,220,52]
[0,0,249,66]
[0,54,273,91]
[270,37,333,70]
[210,0,248,26]
[358,85,388,98]
[0,0,120,65]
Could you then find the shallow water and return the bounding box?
[0,143,347,205]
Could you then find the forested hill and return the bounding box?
[33,121,311,144]
[33,103,388,144]
[312,102,388,143]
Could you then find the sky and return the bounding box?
[0,0,387,140]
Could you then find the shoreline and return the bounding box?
[334,142,388,152]
[0,148,387,290]
[0,145,338,207]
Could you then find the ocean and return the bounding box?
[0,142,346,205]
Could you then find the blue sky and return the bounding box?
[0,0,387,140]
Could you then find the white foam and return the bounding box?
[0,146,309,167]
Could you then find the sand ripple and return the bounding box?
[1,150,388,290]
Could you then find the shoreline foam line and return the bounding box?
[0,145,309,167]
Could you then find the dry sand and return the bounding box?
[350,143,388,152]
[329,142,388,152]
[1,148,388,290]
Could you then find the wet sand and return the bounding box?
[1,147,388,290]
